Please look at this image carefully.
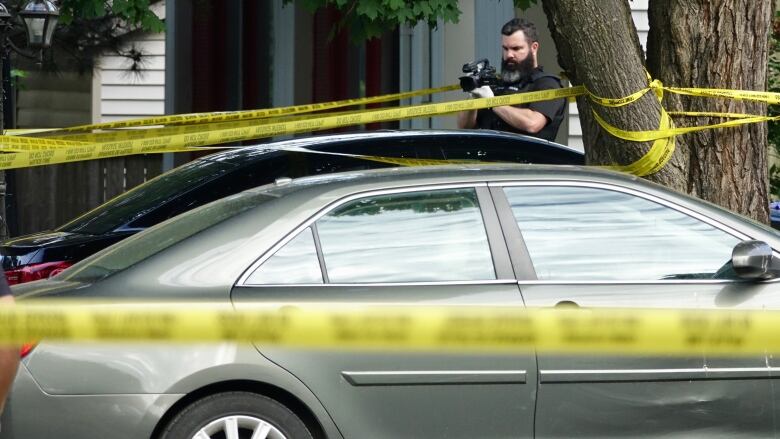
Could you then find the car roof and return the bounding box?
[200,129,583,165]
[250,163,643,199]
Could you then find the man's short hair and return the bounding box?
[501,18,538,43]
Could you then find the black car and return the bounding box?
[0,130,583,284]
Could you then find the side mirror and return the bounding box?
[732,240,775,280]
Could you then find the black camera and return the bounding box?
[459,58,502,92]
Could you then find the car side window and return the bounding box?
[246,227,323,285]
[129,155,293,229]
[503,185,741,281]
[316,188,496,283]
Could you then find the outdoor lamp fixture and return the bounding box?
[0,0,59,51]
[0,5,9,25]
[18,0,59,48]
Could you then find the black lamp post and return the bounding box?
[0,0,59,238]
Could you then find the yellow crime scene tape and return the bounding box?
[43,84,463,133]
[0,84,471,168]
[0,72,778,175]
[0,86,584,171]
[0,301,775,356]
[593,77,676,176]
[0,140,205,170]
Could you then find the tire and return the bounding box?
[160,391,314,439]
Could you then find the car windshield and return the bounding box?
[58,190,274,283]
[56,158,235,235]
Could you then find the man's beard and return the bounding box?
[501,55,536,84]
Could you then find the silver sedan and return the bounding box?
[3,164,780,438]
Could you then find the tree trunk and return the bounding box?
[647,0,771,222]
[541,0,770,222]
[541,0,688,192]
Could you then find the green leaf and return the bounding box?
[419,2,433,16]
[362,19,386,41]
[513,0,538,11]
[356,0,381,20]
[387,0,405,11]
[112,0,129,15]
[141,13,165,33]
[396,8,414,22]
[90,1,106,17]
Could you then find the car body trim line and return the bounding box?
[240,279,519,288]
[517,279,741,285]
[540,367,780,383]
[704,367,778,379]
[341,370,527,386]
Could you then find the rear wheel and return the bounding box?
[160,392,313,439]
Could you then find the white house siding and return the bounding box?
[16,71,92,128]
[95,31,166,123]
[567,0,650,152]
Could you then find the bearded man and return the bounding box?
[457,18,566,142]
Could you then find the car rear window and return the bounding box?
[57,158,236,235]
[58,191,274,282]
[56,150,395,236]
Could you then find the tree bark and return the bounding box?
[541,0,688,192]
[647,0,770,222]
[541,0,770,222]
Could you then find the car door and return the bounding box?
[490,181,774,438]
[232,184,537,438]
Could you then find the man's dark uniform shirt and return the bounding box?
[476,66,565,142]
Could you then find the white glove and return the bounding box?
[470,85,494,99]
